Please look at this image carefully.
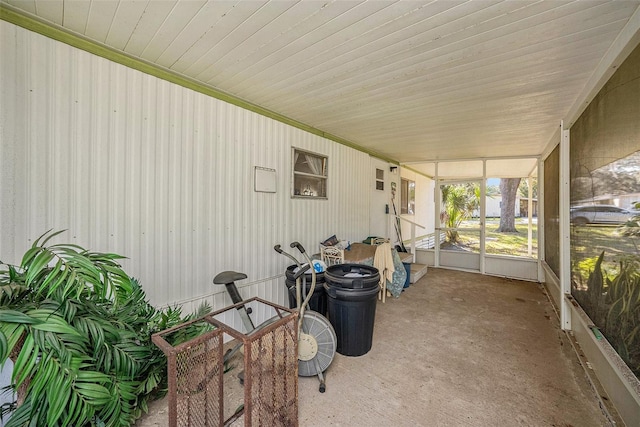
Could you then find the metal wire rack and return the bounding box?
[153,297,299,427]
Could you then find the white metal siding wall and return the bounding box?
[0,22,370,317]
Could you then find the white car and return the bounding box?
[570,205,638,225]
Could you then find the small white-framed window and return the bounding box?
[401,178,415,215]
[375,168,384,191]
[292,148,328,199]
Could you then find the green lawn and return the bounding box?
[571,224,638,259]
[444,218,538,258]
[441,218,639,264]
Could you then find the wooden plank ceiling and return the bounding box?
[2,0,639,171]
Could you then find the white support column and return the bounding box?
[537,159,545,283]
[527,177,533,257]
[559,122,572,330]
[434,163,440,268]
[480,161,486,274]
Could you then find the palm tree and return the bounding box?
[441,183,480,243]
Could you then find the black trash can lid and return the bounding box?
[326,263,378,276]
[325,264,379,289]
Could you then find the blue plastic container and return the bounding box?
[403,262,411,288]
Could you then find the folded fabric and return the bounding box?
[360,248,406,298]
[387,250,407,298]
[373,242,395,286]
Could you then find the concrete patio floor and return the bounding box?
[138,268,615,426]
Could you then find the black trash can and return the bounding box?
[285,264,327,315]
[324,264,380,356]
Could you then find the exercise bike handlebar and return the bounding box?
[290,241,306,253]
[274,243,316,320]
[274,244,299,265]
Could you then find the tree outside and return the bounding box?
[438,178,537,256]
[496,178,522,232]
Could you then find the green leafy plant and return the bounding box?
[440,183,480,243]
[0,230,208,426]
[604,256,640,374]
[572,253,618,289]
[574,250,640,379]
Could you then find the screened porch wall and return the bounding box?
[568,43,640,400]
[0,21,371,313]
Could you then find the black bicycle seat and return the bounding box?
[213,271,247,285]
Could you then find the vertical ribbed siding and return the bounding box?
[1,21,370,317]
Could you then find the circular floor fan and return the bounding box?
[297,310,337,377]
